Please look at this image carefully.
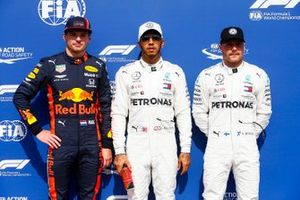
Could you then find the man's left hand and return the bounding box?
[178,152,191,175]
[102,148,112,168]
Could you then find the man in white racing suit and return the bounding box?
[192,26,272,200]
[112,21,192,200]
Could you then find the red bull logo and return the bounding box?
[48,157,54,176]
[55,103,96,115]
[59,88,93,102]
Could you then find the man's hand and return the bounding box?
[36,130,61,149]
[102,148,113,168]
[178,152,191,175]
[114,154,131,174]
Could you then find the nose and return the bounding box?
[76,37,81,41]
[148,37,154,44]
[75,35,82,41]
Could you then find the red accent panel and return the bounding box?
[47,85,58,199]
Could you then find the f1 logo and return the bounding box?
[250,0,300,8]
[99,45,136,56]
[0,159,30,170]
[0,85,18,95]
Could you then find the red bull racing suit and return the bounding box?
[13,52,112,199]
[111,58,192,199]
[192,61,272,200]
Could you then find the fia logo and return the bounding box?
[249,10,263,21]
[0,120,27,142]
[38,0,86,26]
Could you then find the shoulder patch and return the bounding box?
[27,72,36,79]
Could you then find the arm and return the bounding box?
[192,71,210,136]
[13,59,61,148]
[111,68,128,155]
[98,63,113,167]
[255,70,272,137]
[98,63,113,149]
[173,68,192,175]
[111,67,130,171]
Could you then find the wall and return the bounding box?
[0,0,299,199]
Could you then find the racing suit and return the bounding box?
[192,61,272,200]
[111,58,192,200]
[13,52,112,200]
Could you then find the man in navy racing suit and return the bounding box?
[13,16,112,200]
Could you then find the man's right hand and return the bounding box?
[36,130,61,149]
[114,154,131,174]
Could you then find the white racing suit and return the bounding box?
[112,58,192,200]
[192,61,272,200]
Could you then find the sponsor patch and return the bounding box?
[85,65,98,73]
[55,64,66,73]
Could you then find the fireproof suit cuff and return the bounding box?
[181,145,191,153]
[114,147,126,155]
[102,138,113,150]
[29,123,43,136]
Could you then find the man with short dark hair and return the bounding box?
[112,21,192,200]
[13,16,112,199]
[192,26,272,200]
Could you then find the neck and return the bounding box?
[65,48,85,58]
[223,60,243,68]
[141,53,161,64]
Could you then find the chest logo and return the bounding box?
[55,64,66,73]
[163,83,172,90]
[131,71,141,80]
[215,73,224,83]
[85,65,98,73]
[59,88,93,102]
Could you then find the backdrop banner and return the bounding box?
[1,1,299,199]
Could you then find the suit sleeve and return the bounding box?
[13,59,50,135]
[255,69,272,137]
[98,63,113,149]
[192,71,210,136]
[111,67,129,155]
[174,67,192,153]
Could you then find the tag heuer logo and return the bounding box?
[55,64,66,73]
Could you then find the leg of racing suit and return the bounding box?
[151,145,177,200]
[127,132,152,200]
[202,135,232,200]
[48,146,77,200]
[126,127,178,200]
[233,140,259,200]
[77,146,101,200]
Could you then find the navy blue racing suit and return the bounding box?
[13,52,112,200]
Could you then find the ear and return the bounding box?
[219,43,224,52]
[63,34,66,41]
[138,41,142,48]
[161,39,165,48]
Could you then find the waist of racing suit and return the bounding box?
[127,118,175,134]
